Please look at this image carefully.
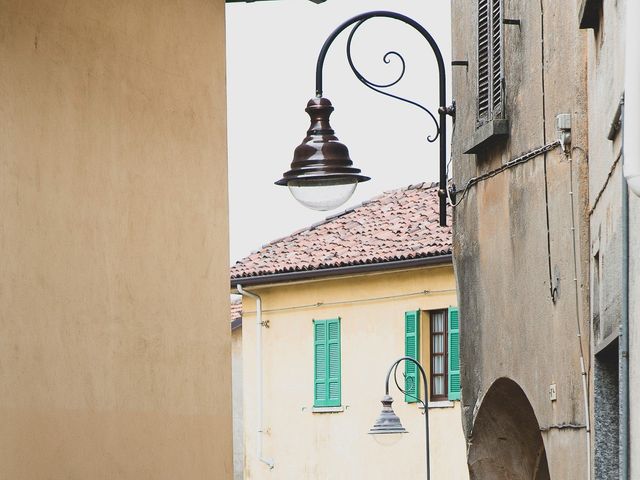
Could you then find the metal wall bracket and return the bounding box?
[438,100,456,118]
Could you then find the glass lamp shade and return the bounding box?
[372,430,404,447]
[276,97,369,211]
[369,395,408,437]
[288,178,358,211]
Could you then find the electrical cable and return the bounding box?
[240,288,456,316]
[447,140,560,208]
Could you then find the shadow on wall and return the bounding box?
[468,378,550,480]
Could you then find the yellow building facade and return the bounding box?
[237,265,468,479]
[1,1,232,478]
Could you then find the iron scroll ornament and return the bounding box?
[345,19,441,143]
[314,11,454,226]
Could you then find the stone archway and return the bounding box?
[468,378,550,480]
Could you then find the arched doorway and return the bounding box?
[468,378,550,480]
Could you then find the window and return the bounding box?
[578,0,604,31]
[477,0,503,125]
[404,308,461,403]
[430,311,448,401]
[313,318,341,407]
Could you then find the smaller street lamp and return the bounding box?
[369,394,407,436]
[369,356,431,480]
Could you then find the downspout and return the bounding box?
[621,110,630,479]
[620,0,638,474]
[567,149,591,480]
[236,284,275,470]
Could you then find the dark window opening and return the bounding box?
[477,0,503,126]
[430,310,448,401]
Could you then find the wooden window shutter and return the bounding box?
[477,0,503,124]
[404,310,420,403]
[477,0,491,122]
[314,318,341,407]
[490,0,503,116]
[327,318,341,407]
[448,307,461,401]
[314,320,328,407]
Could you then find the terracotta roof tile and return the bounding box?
[231,182,452,280]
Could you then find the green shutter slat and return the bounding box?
[327,318,341,406]
[404,310,420,403]
[314,318,341,407]
[314,320,328,407]
[448,307,461,401]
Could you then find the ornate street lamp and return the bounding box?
[276,11,454,225]
[369,356,431,480]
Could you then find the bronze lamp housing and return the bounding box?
[275,97,370,211]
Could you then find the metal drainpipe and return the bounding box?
[236,285,275,470]
[621,132,630,480]
[621,2,639,472]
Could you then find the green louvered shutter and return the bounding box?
[448,307,461,401]
[327,318,341,407]
[404,310,420,403]
[314,318,341,407]
[314,320,328,406]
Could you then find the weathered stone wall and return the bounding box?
[584,0,640,477]
[584,1,625,477]
[451,0,590,477]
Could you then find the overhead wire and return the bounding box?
[240,288,457,316]
[446,140,561,208]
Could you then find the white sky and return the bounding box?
[226,0,451,263]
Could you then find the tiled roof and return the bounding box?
[231,182,452,280]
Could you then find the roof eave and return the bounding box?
[230,253,453,289]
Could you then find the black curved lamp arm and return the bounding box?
[315,11,445,102]
[384,356,429,405]
[384,356,431,480]
[313,11,451,226]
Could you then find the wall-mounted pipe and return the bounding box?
[620,140,630,480]
[566,148,592,480]
[624,0,640,196]
[236,285,275,470]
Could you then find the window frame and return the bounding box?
[407,308,460,404]
[429,309,449,402]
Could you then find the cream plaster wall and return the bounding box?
[239,266,468,479]
[233,326,245,480]
[0,1,232,478]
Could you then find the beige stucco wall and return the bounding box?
[239,266,468,479]
[0,1,232,478]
